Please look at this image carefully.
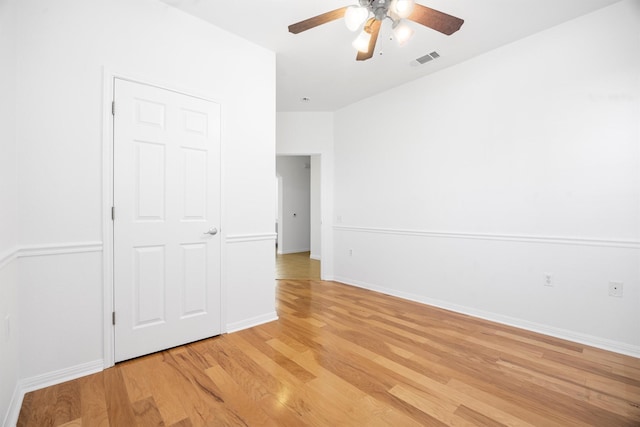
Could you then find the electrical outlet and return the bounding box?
[348,248,353,256]
[608,282,623,297]
[544,274,553,287]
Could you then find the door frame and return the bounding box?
[275,153,327,275]
[275,155,315,256]
[101,69,226,368]
[276,174,283,252]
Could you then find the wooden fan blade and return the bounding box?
[356,18,382,61]
[288,7,348,34]
[408,4,464,35]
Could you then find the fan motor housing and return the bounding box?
[362,0,393,21]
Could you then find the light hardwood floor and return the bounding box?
[18,279,640,426]
[276,251,320,280]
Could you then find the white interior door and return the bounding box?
[113,78,221,362]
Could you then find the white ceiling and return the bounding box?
[159,0,622,111]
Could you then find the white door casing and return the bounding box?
[113,78,221,362]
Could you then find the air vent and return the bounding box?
[415,51,440,65]
[416,54,433,64]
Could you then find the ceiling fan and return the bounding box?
[288,0,464,61]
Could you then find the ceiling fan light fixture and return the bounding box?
[287,1,464,62]
[392,20,414,46]
[344,5,368,31]
[352,30,372,53]
[390,0,415,19]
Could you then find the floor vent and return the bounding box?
[416,51,440,64]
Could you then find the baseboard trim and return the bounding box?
[4,359,104,427]
[226,312,278,334]
[19,359,105,394]
[310,253,321,261]
[333,276,640,359]
[334,225,640,250]
[3,384,21,427]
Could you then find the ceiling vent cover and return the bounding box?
[416,51,440,64]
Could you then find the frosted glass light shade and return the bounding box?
[352,30,372,52]
[391,0,415,19]
[393,21,414,46]
[344,6,368,31]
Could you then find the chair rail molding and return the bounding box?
[226,233,277,244]
[334,225,640,249]
[1,242,103,270]
[0,247,18,270]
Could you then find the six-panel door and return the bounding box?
[113,78,221,362]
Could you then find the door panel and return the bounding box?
[113,78,221,362]
[136,141,166,220]
[180,243,208,317]
[182,148,207,219]
[133,245,166,327]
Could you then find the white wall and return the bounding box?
[3,0,275,423]
[276,112,335,278]
[333,1,640,356]
[0,0,20,424]
[0,0,17,255]
[276,156,311,254]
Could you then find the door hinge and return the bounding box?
[112,311,116,325]
[111,101,115,116]
[111,206,115,220]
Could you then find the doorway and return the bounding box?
[275,155,321,279]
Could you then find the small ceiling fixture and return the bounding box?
[288,1,464,61]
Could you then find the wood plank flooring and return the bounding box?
[18,279,640,426]
[276,251,320,280]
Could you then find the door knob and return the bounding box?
[204,227,218,236]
